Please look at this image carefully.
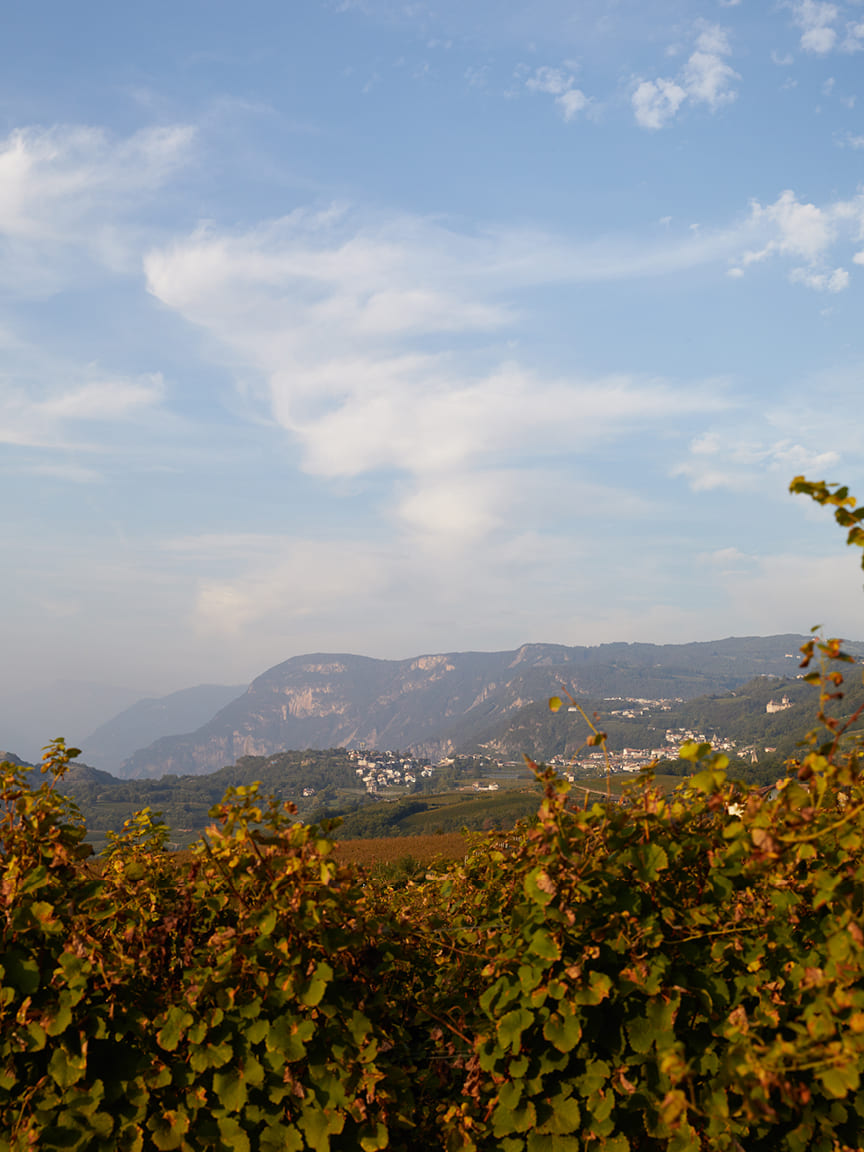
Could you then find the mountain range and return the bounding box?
[80,684,247,771]
[94,635,817,778]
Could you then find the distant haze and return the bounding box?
[3,682,152,765]
[79,685,248,772]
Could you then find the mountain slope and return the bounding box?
[118,636,814,778]
[80,684,247,772]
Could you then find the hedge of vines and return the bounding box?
[4,476,864,1152]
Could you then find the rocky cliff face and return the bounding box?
[117,636,812,778]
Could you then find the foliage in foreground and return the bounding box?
[4,477,864,1150]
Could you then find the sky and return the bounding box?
[4,0,864,729]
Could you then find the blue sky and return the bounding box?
[4,0,864,708]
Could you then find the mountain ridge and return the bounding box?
[80,684,247,771]
[117,635,817,778]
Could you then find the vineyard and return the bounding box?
[3,477,864,1151]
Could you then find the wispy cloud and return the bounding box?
[0,373,165,450]
[144,209,735,551]
[0,123,195,295]
[523,65,590,121]
[0,124,193,239]
[674,431,841,492]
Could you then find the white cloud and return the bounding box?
[557,89,590,121]
[844,21,864,51]
[140,194,864,552]
[145,210,735,551]
[674,431,841,492]
[792,1,839,54]
[0,123,194,296]
[633,79,687,129]
[788,265,849,291]
[37,375,164,420]
[732,188,864,290]
[524,65,590,121]
[290,361,725,482]
[633,25,738,129]
[0,124,194,242]
[395,471,512,546]
[684,26,739,109]
[525,66,572,96]
[0,373,164,449]
[745,190,834,263]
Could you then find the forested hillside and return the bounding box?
[471,674,847,763]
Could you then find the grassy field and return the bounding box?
[395,786,541,832]
[333,831,472,868]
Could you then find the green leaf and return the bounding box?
[247,1018,269,1046]
[690,769,722,794]
[156,1007,194,1052]
[48,1044,87,1089]
[213,1068,248,1113]
[19,865,48,895]
[524,868,556,907]
[634,843,669,882]
[535,1090,581,1134]
[496,1008,534,1053]
[527,1135,583,1152]
[260,1124,303,1152]
[528,927,561,961]
[256,908,278,937]
[217,1117,250,1152]
[57,952,90,988]
[189,1038,233,1072]
[26,1020,47,1050]
[359,1122,389,1151]
[493,1100,537,1138]
[3,952,40,996]
[299,961,333,1007]
[43,996,73,1037]
[571,971,612,1006]
[549,697,563,713]
[29,900,57,930]
[298,1102,344,1151]
[268,1016,314,1062]
[518,964,544,994]
[543,1010,582,1053]
[818,1063,860,1098]
[679,742,712,764]
[626,1015,655,1054]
